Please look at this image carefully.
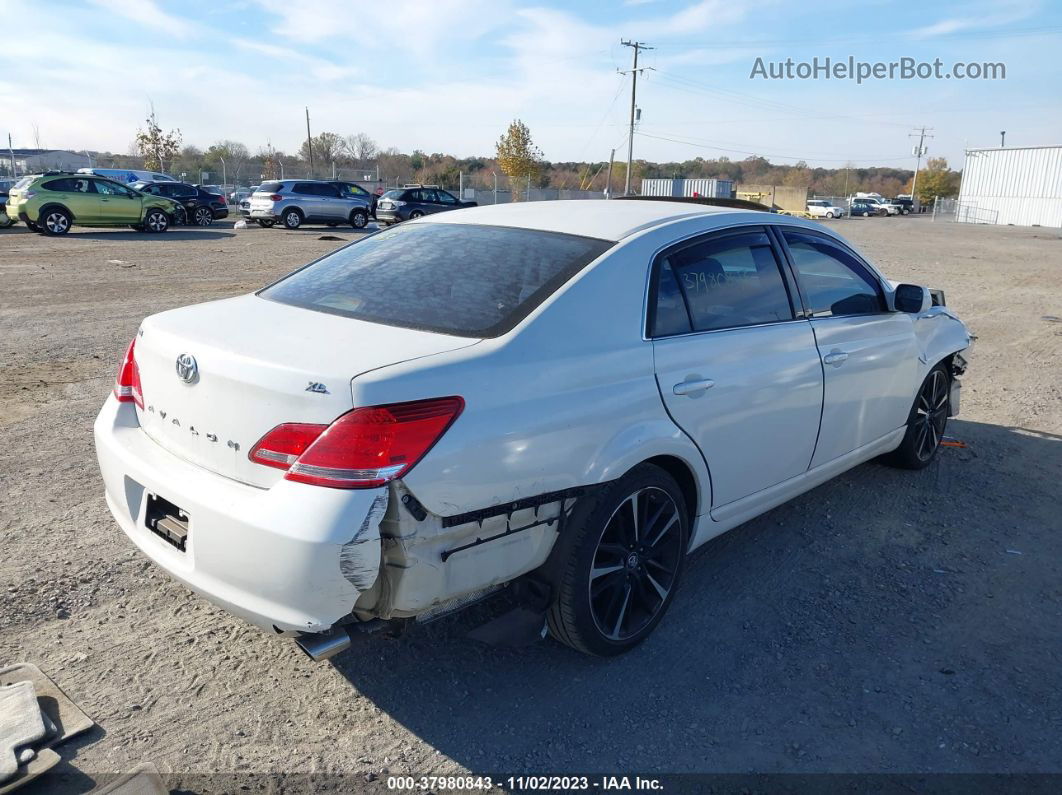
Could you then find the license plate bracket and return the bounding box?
[145,493,189,552]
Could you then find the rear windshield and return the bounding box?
[258,182,283,193]
[259,223,613,337]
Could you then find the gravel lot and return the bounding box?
[1,215,1060,791]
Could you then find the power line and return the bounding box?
[635,130,914,164]
[651,25,1062,49]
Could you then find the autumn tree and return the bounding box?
[300,132,344,170]
[134,111,182,172]
[344,132,378,167]
[205,140,250,185]
[496,119,543,200]
[911,157,960,203]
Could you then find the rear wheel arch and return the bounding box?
[37,202,74,222]
[643,454,698,526]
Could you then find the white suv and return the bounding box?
[806,199,845,219]
[248,179,371,230]
[94,201,971,659]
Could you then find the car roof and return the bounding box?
[420,199,746,241]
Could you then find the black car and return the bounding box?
[374,186,476,225]
[132,181,229,226]
[891,197,915,215]
[0,178,14,227]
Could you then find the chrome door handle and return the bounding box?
[823,351,848,366]
[673,378,715,396]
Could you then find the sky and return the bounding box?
[1,0,1059,169]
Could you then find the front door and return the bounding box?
[779,228,919,467]
[651,228,824,508]
[92,179,142,224]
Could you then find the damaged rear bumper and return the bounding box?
[93,396,387,634]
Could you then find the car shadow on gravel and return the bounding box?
[330,420,1062,774]
[62,230,238,241]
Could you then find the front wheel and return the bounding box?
[547,464,689,656]
[257,219,275,228]
[350,208,368,229]
[0,212,13,229]
[884,364,950,469]
[143,209,169,233]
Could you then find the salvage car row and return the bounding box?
[1,167,478,235]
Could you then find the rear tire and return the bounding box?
[409,210,424,220]
[546,463,689,656]
[194,207,213,226]
[41,208,72,235]
[26,220,40,232]
[257,219,275,228]
[282,208,303,229]
[884,363,950,470]
[350,208,368,229]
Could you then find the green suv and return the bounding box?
[5,173,180,235]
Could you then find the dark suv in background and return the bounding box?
[375,185,476,225]
[133,181,229,226]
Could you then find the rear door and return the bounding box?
[44,177,100,222]
[778,228,919,467]
[292,182,327,219]
[651,227,823,508]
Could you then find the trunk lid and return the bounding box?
[134,294,479,487]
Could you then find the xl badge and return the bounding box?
[175,353,198,384]
[306,381,329,394]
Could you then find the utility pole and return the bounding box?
[1000,130,1006,147]
[908,126,934,211]
[605,148,616,199]
[619,39,653,196]
[8,133,16,176]
[305,106,315,178]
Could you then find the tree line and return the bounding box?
[108,114,961,202]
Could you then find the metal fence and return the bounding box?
[932,197,1000,225]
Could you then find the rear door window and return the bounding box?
[653,229,794,334]
[258,182,283,193]
[43,178,94,193]
[260,223,613,337]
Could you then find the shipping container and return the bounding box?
[640,178,734,198]
[957,145,1062,227]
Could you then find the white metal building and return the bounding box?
[957,145,1062,227]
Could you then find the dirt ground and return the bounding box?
[1,214,1060,792]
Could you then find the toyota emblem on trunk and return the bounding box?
[175,353,198,384]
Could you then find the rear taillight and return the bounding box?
[248,397,464,489]
[218,195,227,205]
[113,338,144,409]
[269,193,282,201]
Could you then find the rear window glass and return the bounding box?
[258,182,283,193]
[260,223,613,337]
[381,190,403,199]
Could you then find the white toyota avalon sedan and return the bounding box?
[94,199,971,659]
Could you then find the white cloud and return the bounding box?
[908,0,1039,38]
[89,0,194,37]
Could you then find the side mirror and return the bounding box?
[894,283,930,314]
